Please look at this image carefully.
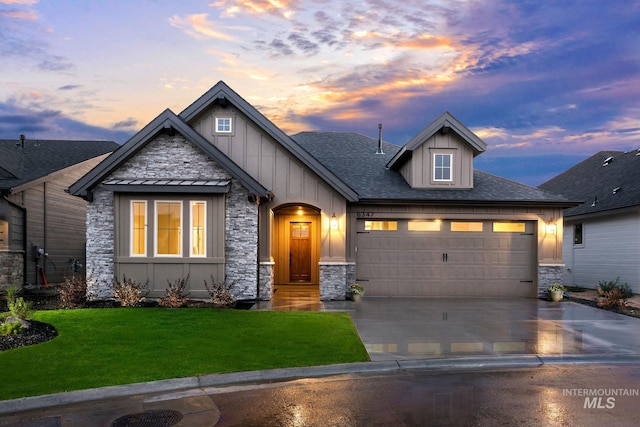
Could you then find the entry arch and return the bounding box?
[272,204,321,285]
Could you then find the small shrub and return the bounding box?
[0,320,23,336]
[114,275,149,307]
[597,277,632,309]
[6,285,33,320]
[204,275,236,308]
[159,275,190,308]
[59,275,88,308]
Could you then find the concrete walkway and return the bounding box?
[2,298,640,426]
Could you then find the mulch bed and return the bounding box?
[565,295,640,319]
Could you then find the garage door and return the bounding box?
[356,219,535,297]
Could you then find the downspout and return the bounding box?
[255,196,261,301]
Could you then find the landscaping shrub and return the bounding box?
[0,319,23,336]
[6,285,33,320]
[58,275,88,308]
[114,275,149,307]
[158,275,190,308]
[597,277,633,309]
[204,275,236,308]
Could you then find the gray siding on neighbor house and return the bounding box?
[563,211,640,293]
[4,156,107,285]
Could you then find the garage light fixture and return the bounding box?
[545,218,556,235]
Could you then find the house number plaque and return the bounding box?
[357,212,375,218]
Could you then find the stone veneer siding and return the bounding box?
[319,262,355,300]
[85,134,259,299]
[538,264,564,298]
[0,251,24,289]
[259,262,274,300]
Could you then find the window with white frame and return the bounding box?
[215,117,232,133]
[155,201,182,256]
[190,201,206,257]
[130,201,147,256]
[433,153,452,181]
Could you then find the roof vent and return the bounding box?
[613,187,621,194]
[375,123,384,154]
[591,196,598,207]
[602,156,614,166]
[636,148,640,156]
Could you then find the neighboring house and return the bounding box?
[539,150,640,294]
[69,81,574,301]
[0,137,119,289]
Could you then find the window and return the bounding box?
[493,222,526,233]
[451,222,483,232]
[155,201,182,256]
[364,220,398,231]
[215,117,232,133]
[190,201,206,257]
[0,220,8,250]
[574,223,583,245]
[131,201,147,256]
[408,220,441,232]
[434,153,452,181]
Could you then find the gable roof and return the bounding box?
[539,149,640,217]
[0,139,119,193]
[293,131,573,205]
[387,111,487,170]
[180,81,358,202]
[68,109,271,201]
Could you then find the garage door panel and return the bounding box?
[356,219,535,297]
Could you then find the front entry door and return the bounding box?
[290,222,311,282]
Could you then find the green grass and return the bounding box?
[0,308,369,400]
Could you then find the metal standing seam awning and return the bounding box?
[101,178,231,193]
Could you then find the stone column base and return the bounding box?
[538,264,564,298]
[259,262,274,301]
[319,262,355,301]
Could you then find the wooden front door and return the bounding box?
[290,222,311,282]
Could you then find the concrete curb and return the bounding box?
[2,354,639,415]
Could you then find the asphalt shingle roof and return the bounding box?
[292,131,571,204]
[539,149,640,217]
[0,139,119,192]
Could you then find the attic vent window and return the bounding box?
[215,117,232,133]
[602,156,614,166]
[613,187,621,194]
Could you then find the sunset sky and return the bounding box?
[1,0,638,185]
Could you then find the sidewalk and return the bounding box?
[2,354,640,426]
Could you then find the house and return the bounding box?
[69,81,574,301]
[539,150,640,294]
[0,137,119,289]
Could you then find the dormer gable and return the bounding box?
[386,112,487,189]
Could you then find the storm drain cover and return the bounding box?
[111,409,183,427]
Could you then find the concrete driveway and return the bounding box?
[349,297,640,361]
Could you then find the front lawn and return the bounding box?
[0,308,369,400]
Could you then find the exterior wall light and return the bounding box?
[545,218,556,235]
[330,213,338,230]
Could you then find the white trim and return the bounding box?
[538,264,565,267]
[154,200,183,257]
[129,200,147,257]
[433,153,453,182]
[189,200,207,257]
[215,117,232,133]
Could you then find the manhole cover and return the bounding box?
[111,409,183,427]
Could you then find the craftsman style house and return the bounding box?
[1,138,118,288]
[69,81,574,300]
[539,150,640,294]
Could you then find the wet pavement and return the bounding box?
[349,297,640,360]
[2,297,640,426]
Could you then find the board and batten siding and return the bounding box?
[190,106,348,261]
[399,132,474,189]
[5,155,109,284]
[564,212,640,293]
